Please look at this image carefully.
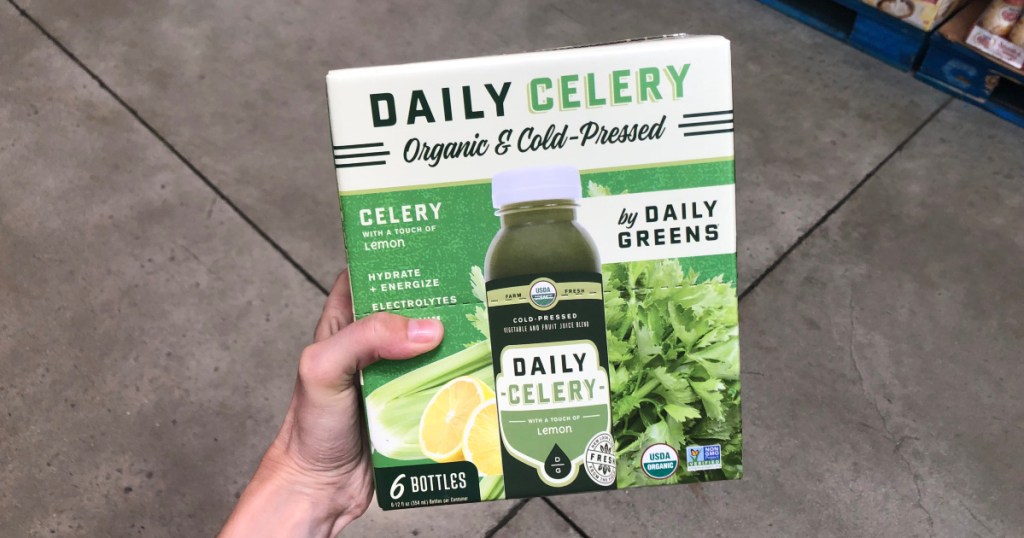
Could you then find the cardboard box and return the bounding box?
[940,0,1024,73]
[967,25,1024,68]
[326,35,742,510]
[863,0,967,29]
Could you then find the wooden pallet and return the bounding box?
[757,0,931,71]
[915,0,1024,128]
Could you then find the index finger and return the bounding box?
[314,269,355,343]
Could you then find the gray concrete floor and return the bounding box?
[0,0,1020,536]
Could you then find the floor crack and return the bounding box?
[7,0,329,297]
[481,499,530,538]
[848,291,935,535]
[740,97,952,302]
[173,240,208,271]
[960,500,996,536]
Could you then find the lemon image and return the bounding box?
[463,399,502,476]
[418,377,489,462]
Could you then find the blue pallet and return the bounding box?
[759,0,930,71]
[916,31,1024,129]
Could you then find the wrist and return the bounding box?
[261,436,372,529]
[259,443,349,518]
[220,444,364,538]
[219,462,341,538]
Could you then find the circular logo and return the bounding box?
[528,279,558,310]
[640,444,679,480]
[584,432,617,487]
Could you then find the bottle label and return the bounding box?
[485,271,615,497]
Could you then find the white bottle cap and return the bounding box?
[491,165,583,209]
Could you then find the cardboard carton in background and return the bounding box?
[863,0,966,30]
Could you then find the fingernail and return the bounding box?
[407,318,441,343]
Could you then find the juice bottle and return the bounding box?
[484,166,616,498]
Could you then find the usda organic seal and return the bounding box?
[528,279,558,310]
[640,444,679,479]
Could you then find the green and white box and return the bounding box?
[326,35,742,510]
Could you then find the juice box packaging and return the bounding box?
[325,35,742,510]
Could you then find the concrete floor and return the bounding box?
[0,0,1020,536]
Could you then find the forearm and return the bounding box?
[219,451,349,538]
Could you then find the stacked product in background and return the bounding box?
[863,0,967,30]
[966,0,1024,66]
[1014,14,1024,42]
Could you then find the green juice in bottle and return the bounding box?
[484,166,616,498]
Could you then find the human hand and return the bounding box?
[220,270,444,537]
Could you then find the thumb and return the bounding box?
[298,312,444,393]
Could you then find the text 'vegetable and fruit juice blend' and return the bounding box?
[484,166,615,497]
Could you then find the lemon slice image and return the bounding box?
[463,398,502,476]
[419,377,488,462]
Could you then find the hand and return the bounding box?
[220,270,444,537]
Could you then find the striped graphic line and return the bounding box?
[683,109,734,118]
[332,142,384,150]
[334,151,390,159]
[678,119,734,128]
[335,160,387,169]
[684,128,734,137]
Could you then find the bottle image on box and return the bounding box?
[484,166,616,498]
